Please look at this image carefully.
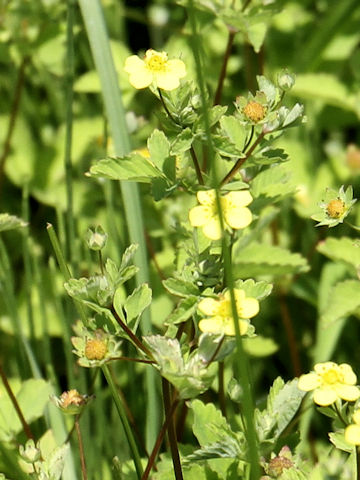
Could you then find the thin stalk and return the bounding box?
[101,364,144,480]
[0,364,34,440]
[213,28,237,106]
[186,3,260,478]
[189,145,204,185]
[218,361,226,417]
[78,0,159,449]
[46,223,88,326]
[75,416,88,480]
[142,397,180,480]
[161,379,183,480]
[356,446,360,480]
[64,0,76,265]
[0,56,29,192]
[221,130,265,186]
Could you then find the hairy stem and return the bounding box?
[162,379,183,480]
[75,416,88,480]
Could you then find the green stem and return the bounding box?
[102,365,143,480]
[161,379,183,480]
[78,0,159,449]
[75,416,88,480]
[64,0,76,265]
[213,28,237,106]
[0,364,34,440]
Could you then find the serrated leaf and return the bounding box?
[251,164,296,199]
[320,279,360,326]
[165,296,198,325]
[124,284,152,322]
[148,129,171,170]
[0,213,27,232]
[255,377,306,443]
[280,469,308,480]
[170,128,194,155]
[213,135,244,157]
[44,443,70,480]
[89,152,163,182]
[190,399,234,446]
[163,277,200,297]
[234,278,273,299]
[317,237,360,273]
[257,75,278,105]
[233,242,309,277]
[219,116,247,151]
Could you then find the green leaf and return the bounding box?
[243,335,278,357]
[233,242,309,277]
[170,128,194,155]
[255,377,306,443]
[165,296,199,325]
[124,284,152,323]
[317,237,360,273]
[234,278,273,300]
[147,129,171,171]
[0,213,27,232]
[0,379,53,440]
[212,135,244,158]
[163,277,200,297]
[328,431,354,453]
[251,164,296,199]
[89,152,163,182]
[190,399,234,446]
[290,73,356,112]
[320,279,360,326]
[44,443,70,480]
[219,116,247,151]
[257,75,279,106]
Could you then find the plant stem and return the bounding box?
[213,27,237,106]
[142,397,180,480]
[0,55,29,193]
[221,130,265,186]
[0,364,34,440]
[190,145,204,185]
[356,446,360,480]
[102,364,144,480]
[161,378,183,480]
[64,0,76,266]
[75,416,88,480]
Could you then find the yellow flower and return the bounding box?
[189,189,253,240]
[298,362,360,406]
[124,49,186,90]
[198,289,259,336]
[345,410,360,445]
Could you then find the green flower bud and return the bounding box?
[277,70,295,91]
[86,225,108,251]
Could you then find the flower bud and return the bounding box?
[19,439,41,463]
[277,70,295,91]
[267,455,293,477]
[86,226,107,251]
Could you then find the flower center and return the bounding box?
[326,199,345,218]
[322,368,342,385]
[243,101,266,123]
[145,50,168,72]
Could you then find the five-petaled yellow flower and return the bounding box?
[198,289,259,336]
[298,362,360,406]
[345,409,360,445]
[189,189,253,240]
[124,49,186,90]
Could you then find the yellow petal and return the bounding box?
[225,190,253,208]
[155,71,181,91]
[198,298,220,316]
[189,205,212,227]
[197,190,216,206]
[238,297,259,319]
[167,59,186,79]
[345,424,360,445]
[314,362,336,374]
[223,318,249,336]
[224,206,252,230]
[339,363,357,385]
[313,387,337,406]
[199,317,224,334]
[334,384,360,402]
[353,410,360,425]
[298,372,320,392]
[124,55,145,73]
[202,217,222,240]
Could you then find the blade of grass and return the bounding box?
[77,0,159,450]
[186,2,260,478]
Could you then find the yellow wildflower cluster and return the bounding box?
[124,49,186,91]
[189,189,253,240]
[298,362,360,406]
[198,289,259,336]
